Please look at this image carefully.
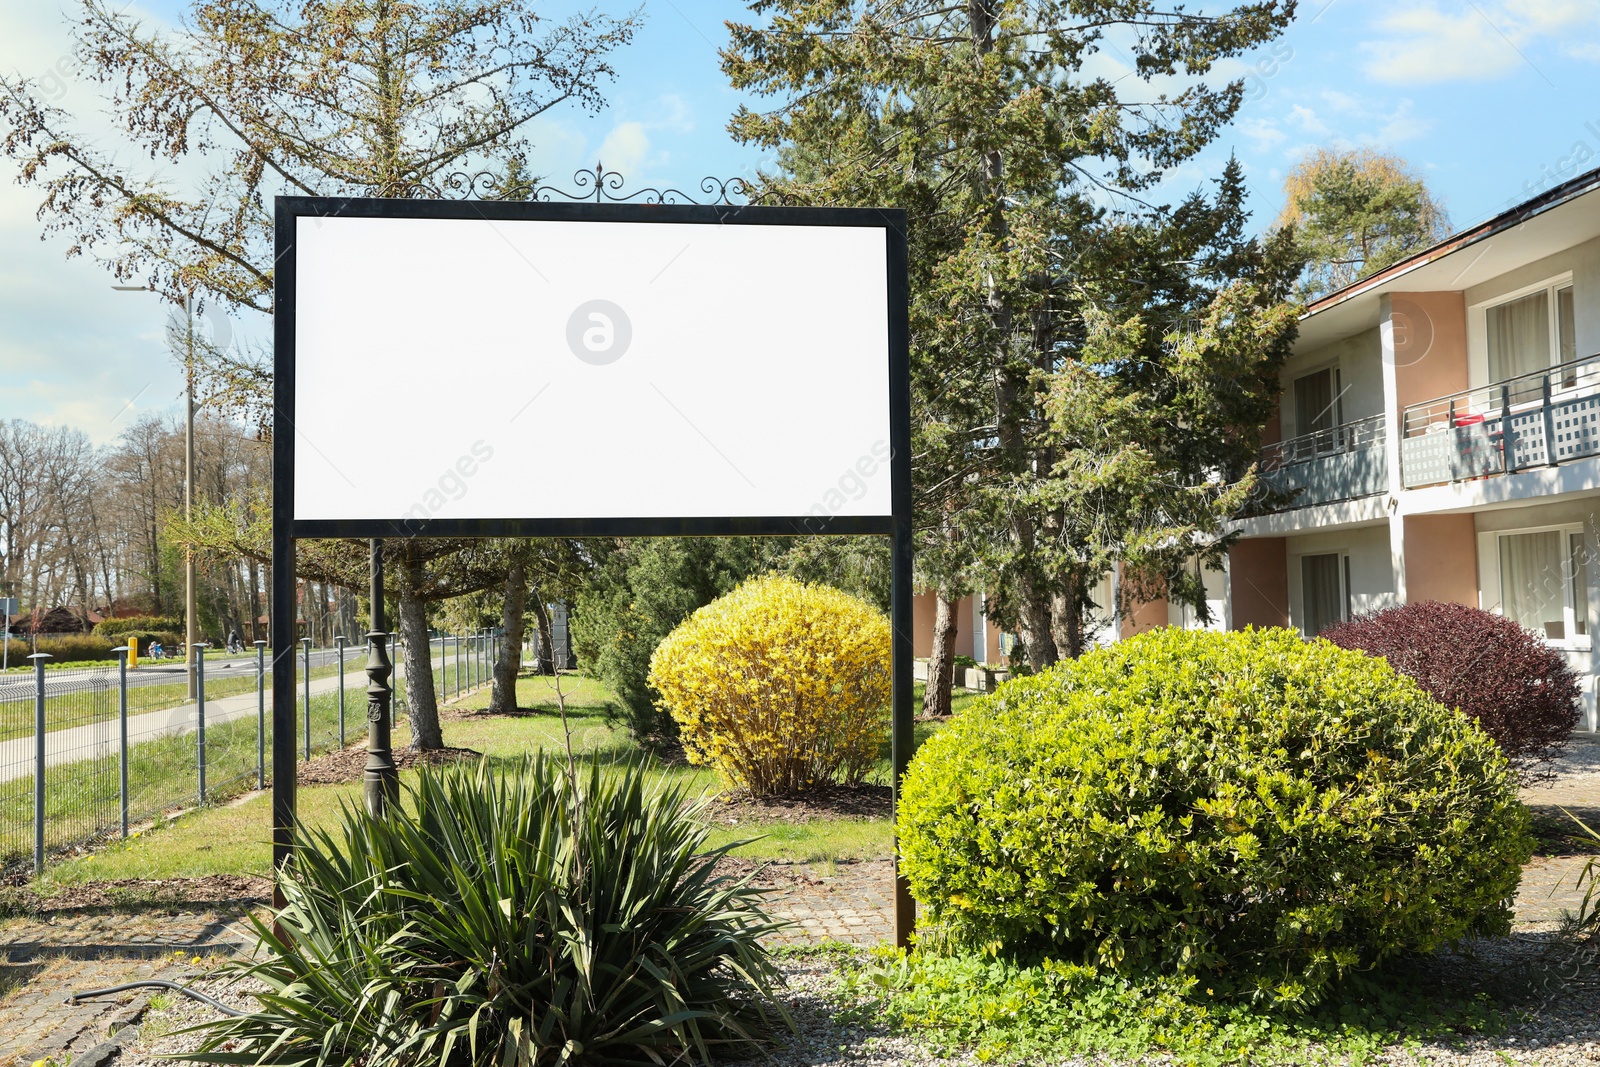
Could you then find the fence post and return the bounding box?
[301,637,312,760]
[31,651,50,875]
[115,646,129,838]
[336,635,347,748]
[255,640,267,790]
[456,636,462,697]
[196,643,209,804]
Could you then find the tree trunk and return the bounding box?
[1050,578,1085,661]
[530,592,555,674]
[397,553,444,750]
[922,590,960,717]
[490,559,526,713]
[1011,564,1057,672]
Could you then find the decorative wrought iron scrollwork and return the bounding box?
[393,162,783,206]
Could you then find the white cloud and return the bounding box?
[1319,90,1360,114]
[1265,91,1429,159]
[1239,117,1288,149]
[1288,105,1329,135]
[1375,100,1432,144]
[595,121,652,175]
[1361,1,1590,85]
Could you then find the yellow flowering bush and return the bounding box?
[648,575,891,796]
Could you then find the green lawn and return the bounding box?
[39,672,947,887]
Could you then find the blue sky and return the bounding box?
[1,0,1598,441]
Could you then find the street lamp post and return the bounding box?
[365,539,398,818]
[113,282,200,699]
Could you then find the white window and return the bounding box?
[1300,552,1349,637]
[1497,527,1590,645]
[1485,278,1577,384]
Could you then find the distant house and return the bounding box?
[6,606,103,635]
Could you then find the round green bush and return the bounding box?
[898,627,1532,1007]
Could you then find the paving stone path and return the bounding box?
[757,858,897,946]
[1518,734,1600,926]
[0,860,893,1063]
[10,737,1600,1062]
[0,904,256,1063]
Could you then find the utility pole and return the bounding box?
[183,286,198,699]
[114,281,201,698]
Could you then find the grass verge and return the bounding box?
[38,670,942,883]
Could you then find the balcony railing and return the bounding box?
[1400,354,1600,489]
[1259,414,1388,509]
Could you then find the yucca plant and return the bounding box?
[184,755,788,1065]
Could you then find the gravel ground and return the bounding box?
[109,933,1600,1067]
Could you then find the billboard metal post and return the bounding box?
[271,194,914,943]
[271,198,299,881]
[886,224,916,947]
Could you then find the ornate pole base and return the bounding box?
[363,630,400,818]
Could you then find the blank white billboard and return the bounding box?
[291,214,893,523]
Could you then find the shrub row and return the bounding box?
[26,634,119,664]
[94,615,183,638]
[7,632,184,664]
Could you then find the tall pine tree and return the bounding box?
[725,0,1302,668]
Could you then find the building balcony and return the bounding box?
[1400,354,1600,489]
[1259,414,1388,510]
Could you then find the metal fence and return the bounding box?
[0,630,502,874]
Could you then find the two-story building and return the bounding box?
[916,167,1600,729]
[1222,165,1600,729]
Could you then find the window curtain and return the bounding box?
[1570,531,1590,638]
[1500,531,1564,639]
[1300,554,1344,637]
[1487,290,1550,384]
[1294,369,1336,437]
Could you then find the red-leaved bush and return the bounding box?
[1323,600,1579,783]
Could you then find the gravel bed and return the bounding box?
[114,940,1600,1066]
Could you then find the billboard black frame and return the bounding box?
[271,194,915,942]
